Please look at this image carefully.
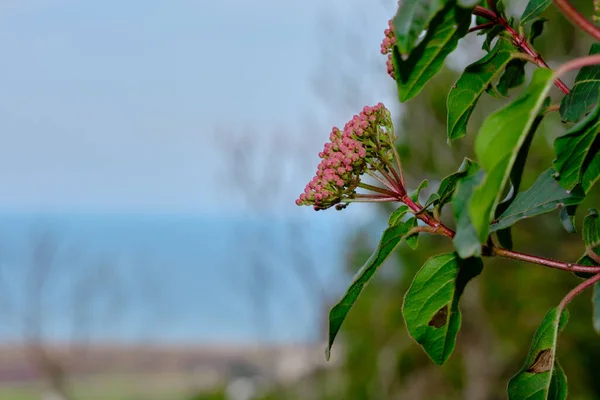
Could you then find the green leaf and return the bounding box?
[508,307,569,400]
[594,283,600,334]
[475,13,489,28]
[402,253,483,365]
[326,218,415,359]
[520,0,552,25]
[482,24,506,52]
[392,0,446,56]
[490,169,585,232]
[406,217,420,249]
[559,205,577,233]
[423,193,440,210]
[485,81,504,99]
[410,179,429,201]
[393,2,472,102]
[447,37,517,141]
[560,44,600,122]
[583,209,600,250]
[430,158,478,212]
[574,210,600,276]
[549,363,568,400]
[582,153,600,193]
[457,0,480,6]
[388,205,410,226]
[495,0,507,19]
[497,58,526,96]
[578,209,600,276]
[566,151,600,231]
[553,92,600,190]
[469,68,554,243]
[494,112,544,248]
[528,18,547,45]
[452,169,484,258]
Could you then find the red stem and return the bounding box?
[349,195,400,203]
[555,54,600,78]
[558,273,600,312]
[472,6,570,94]
[473,5,497,20]
[374,165,403,194]
[366,170,401,194]
[402,194,600,274]
[401,195,455,238]
[357,182,400,198]
[380,159,405,194]
[587,249,600,265]
[553,0,600,42]
[492,247,600,274]
[469,22,495,33]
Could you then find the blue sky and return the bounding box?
[0,1,525,344]
[0,0,397,215]
[0,0,405,344]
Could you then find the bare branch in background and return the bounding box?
[23,233,73,400]
[215,122,326,341]
[16,233,131,400]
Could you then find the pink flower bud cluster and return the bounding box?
[296,103,395,210]
[381,20,396,79]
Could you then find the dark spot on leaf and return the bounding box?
[428,305,448,328]
[527,349,553,373]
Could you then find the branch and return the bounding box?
[469,22,495,33]
[491,247,600,274]
[555,54,600,77]
[357,182,402,198]
[586,249,600,265]
[553,0,600,41]
[472,5,497,21]
[401,195,600,274]
[472,6,570,94]
[558,273,600,312]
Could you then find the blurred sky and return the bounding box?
[0,0,405,344]
[0,0,397,215]
[0,0,531,346]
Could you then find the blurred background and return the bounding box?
[0,0,599,399]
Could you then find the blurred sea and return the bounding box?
[0,212,356,345]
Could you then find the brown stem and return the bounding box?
[491,247,600,273]
[558,273,600,312]
[512,52,538,64]
[407,225,437,235]
[487,0,498,13]
[553,0,600,41]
